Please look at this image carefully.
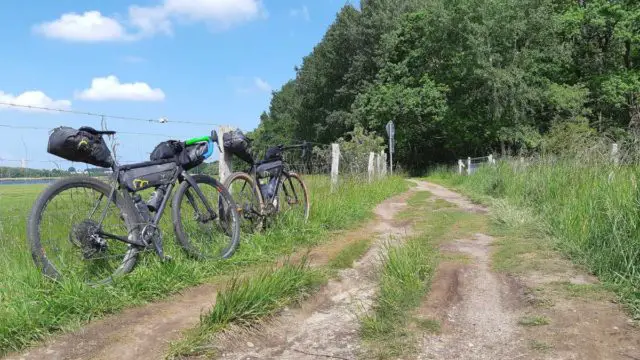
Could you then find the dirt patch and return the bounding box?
[418,232,528,360]
[210,188,419,360]
[409,180,488,214]
[6,283,220,360]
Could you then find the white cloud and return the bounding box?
[36,1,265,42]
[75,76,165,102]
[34,11,131,42]
[0,90,72,111]
[230,76,272,94]
[290,5,310,21]
[254,77,272,92]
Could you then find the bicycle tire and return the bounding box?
[278,172,310,222]
[27,176,140,284]
[172,174,241,260]
[224,171,265,232]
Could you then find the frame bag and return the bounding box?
[47,126,114,168]
[120,163,178,192]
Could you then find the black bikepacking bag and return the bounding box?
[47,126,114,168]
[256,160,284,179]
[150,140,208,170]
[120,163,178,192]
[223,129,253,164]
[264,146,283,162]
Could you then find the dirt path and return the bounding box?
[413,181,640,360]
[212,189,417,360]
[4,186,416,360]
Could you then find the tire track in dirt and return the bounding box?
[210,188,419,360]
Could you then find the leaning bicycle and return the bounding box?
[28,126,240,285]
[222,130,310,231]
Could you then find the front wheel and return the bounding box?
[172,174,240,260]
[276,172,310,223]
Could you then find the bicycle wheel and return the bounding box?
[27,176,139,284]
[276,172,310,223]
[224,172,265,232]
[172,174,240,259]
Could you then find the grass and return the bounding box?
[360,236,438,358]
[518,315,550,327]
[429,161,640,316]
[168,260,325,358]
[327,238,372,269]
[0,175,408,355]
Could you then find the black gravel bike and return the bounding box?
[28,129,240,285]
[224,143,310,231]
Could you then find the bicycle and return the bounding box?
[28,127,240,285]
[223,140,311,231]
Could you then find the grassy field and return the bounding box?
[0,175,408,355]
[429,161,640,316]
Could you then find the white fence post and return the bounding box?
[217,125,235,183]
[381,150,387,177]
[368,152,375,183]
[376,152,382,178]
[467,157,471,175]
[488,154,493,165]
[458,159,464,175]
[331,143,340,192]
[611,143,619,165]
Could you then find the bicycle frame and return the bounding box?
[95,161,219,258]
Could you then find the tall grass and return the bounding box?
[0,175,407,355]
[430,161,640,314]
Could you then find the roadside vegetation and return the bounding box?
[0,175,407,355]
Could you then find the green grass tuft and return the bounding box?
[518,315,550,326]
[328,238,372,269]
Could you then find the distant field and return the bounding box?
[0,175,408,355]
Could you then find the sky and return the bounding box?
[0,0,357,169]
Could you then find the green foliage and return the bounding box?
[249,0,640,170]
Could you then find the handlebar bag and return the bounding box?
[223,129,253,164]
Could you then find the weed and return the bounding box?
[328,238,372,269]
[414,318,441,333]
[518,315,550,326]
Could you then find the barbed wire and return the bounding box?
[0,102,221,127]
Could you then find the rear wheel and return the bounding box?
[276,172,310,223]
[224,172,264,232]
[27,176,139,285]
[172,175,240,259]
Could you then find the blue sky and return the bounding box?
[0,0,356,169]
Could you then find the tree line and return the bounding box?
[250,0,640,171]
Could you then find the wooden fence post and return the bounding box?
[376,152,382,178]
[488,154,493,165]
[458,159,464,174]
[611,143,619,165]
[381,150,387,177]
[467,157,471,175]
[331,143,340,192]
[217,125,235,183]
[368,152,375,183]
